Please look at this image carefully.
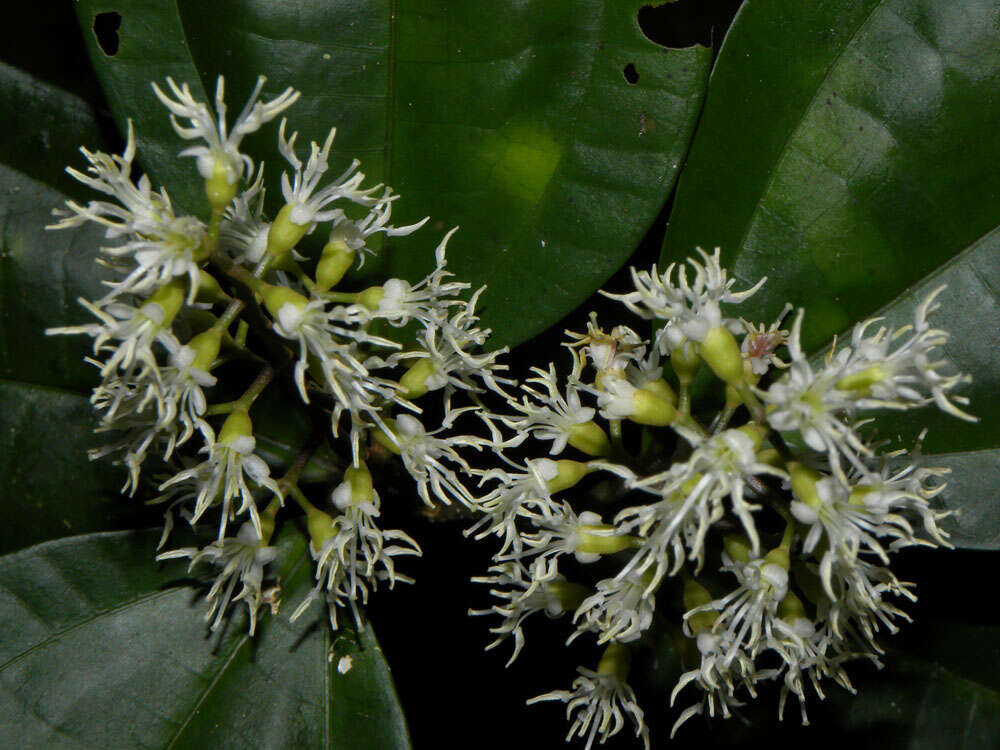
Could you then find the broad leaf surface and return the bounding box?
[661,0,1000,548]
[75,0,712,347]
[0,529,410,748]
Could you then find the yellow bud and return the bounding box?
[261,285,309,320]
[187,328,223,372]
[670,341,701,385]
[567,421,611,457]
[399,358,436,399]
[641,378,677,405]
[699,325,744,385]
[788,462,822,509]
[344,463,374,505]
[597,642,630,681]
[315,239,355,291]
[629,389,679,426]
[836,365,888,394]
[196,270,228,304]
[205,159,237,211]
[547,460,589,494]
[723,535,752,564]
[356,286,384,311]
[142,280,186,328]
[266,203,310,257]
[219,408,253,445]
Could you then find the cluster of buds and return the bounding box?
[472,248,973,748]
[48,76,508,635]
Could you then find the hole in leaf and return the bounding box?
[637,0,744,49]
[93,12,121,57]
[623,63,639,85]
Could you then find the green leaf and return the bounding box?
[0,529,411,748]
[661,0,1000,547]
[0,62,108,197]
[75,0,712,347]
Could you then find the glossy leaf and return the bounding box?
[0,529,410,748]
[75,0,712,347]
[661,0,1000,547]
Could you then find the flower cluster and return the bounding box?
[470,248,972,748]
[49,76,507,636]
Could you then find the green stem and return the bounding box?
[736,382,765,423]
[235,363,275,410]
[678,383,691,415]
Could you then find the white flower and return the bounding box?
[670,629,759,736]
[49,124,206,303]
[47,297,179,384]
[837,286,975,420]
[277,121,381,229]
[763,309,871,479]
[292,482,421,630]
[619,427,785,584]
[740,303,792,376]
[565,316,645,379]
[467,459,561,556]
[152,75,299,185]
[685,554,790,667]
[515,503,626,565]
[372,228,469,326]
[158,432,280,539]
[469,558,577,666]
[328,189,428,258]
[529,648,650,750]
[572,568,655,645]
[157,522,279,634]
[219,166,270,264]
[603,248,765,352]
[500,360,595,455]
[389,413,487,508]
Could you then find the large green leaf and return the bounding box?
[75,0,712,347]
[0,529,410,748]
[661,0,1000,548]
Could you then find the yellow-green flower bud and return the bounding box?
[777,591,808,623]
[373,419,402,455]
[345,463,374,504]
[261,284,309,320]
[141,280,186,328]
[641,377,677,405]
[567,421,611,457]
[399,358,437,399]
[187,328,223,372]
[836,365,888,395]
[630,389,679,426]
[577,525,635,557]
[723,534,752,564]
[196,270,228,304]
[670,341,701,385]
[356,286,384,311]
[738,422,768,451]
[699,325,744,385]
[546,459,590,494]
[547,580,590,612]
[683,578,717,633]
[788,462,822,510]
[219,407,254,446]
[597,642,630,682]
[305,505,336,548]
[764,545,790,571]
[315,238,355,291]
[848,485,875,507]
[266,203,310,257]
[205,158,238,211]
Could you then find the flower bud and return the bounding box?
[597,642,630,682]
[641,377,677,405]
[546,580,590,614]
[187,328,223,372]
[836,365,888,395]
[356,286,384,311]
[788,462,823,515]
[266,203,310,257]
[219,407,254,447]
[546,459,590,494]
[332,463,374,510]
[670,341,701,385]
[567,421,611,457]
[141,280,187,329]
[261,284,308,321]
[699,325,744,385]
[399,358,440,399]
[315,238,355,291]
[683,578,717,634]
[196,270,229,304]
[205,158,238,211]
[723,534,752,564]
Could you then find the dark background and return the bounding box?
[4,2,990,749]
